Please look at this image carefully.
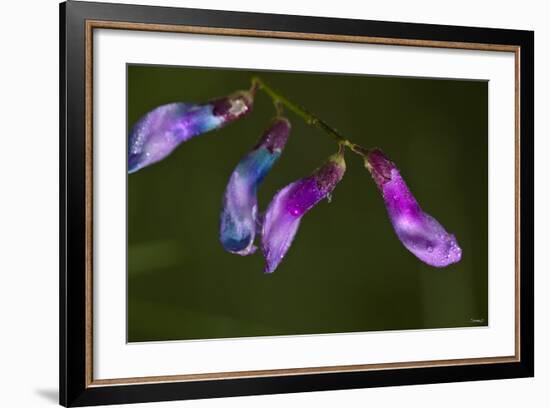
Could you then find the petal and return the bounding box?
[366,149,462,267]
[220,118,291,255]
[261,153,346,273]
[128,90,254,174]
[261,180,304,272]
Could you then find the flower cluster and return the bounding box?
[128,82,462,272]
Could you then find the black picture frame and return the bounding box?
[60,1,534,406]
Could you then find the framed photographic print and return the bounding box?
[59,1,534,406]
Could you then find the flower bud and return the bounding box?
[261,152,346,273]
[220,118,291,255]
[128,90,254,173]
[366,149,462,267]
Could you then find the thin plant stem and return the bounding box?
[251,76,370,158]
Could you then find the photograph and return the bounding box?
[127,64,488,343]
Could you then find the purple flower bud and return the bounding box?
[220,118,291,255]
[366,149,462,267]
[261,152,346,273]
[128,90,254,173]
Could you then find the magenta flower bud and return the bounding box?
[261,152,346,273]
[128,90,254,173]
[366,149,462,267]
[220,117,291,255]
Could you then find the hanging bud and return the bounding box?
[128,90,254,173]
[365,149,462,267]
[261,151,346,273]
[220,118,291,255]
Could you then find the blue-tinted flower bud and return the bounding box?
[128,90,254,173]
[220,118,291,255]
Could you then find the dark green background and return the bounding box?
[127,64,488,343]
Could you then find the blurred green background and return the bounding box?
[127,64,488,342]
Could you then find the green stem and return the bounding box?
[251,77,369,158]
